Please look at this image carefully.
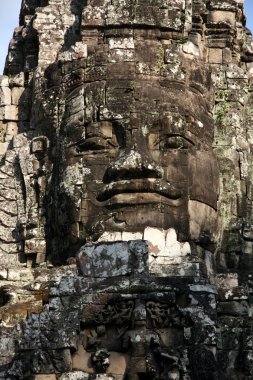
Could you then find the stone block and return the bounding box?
[77,240,149,277]
[58,276,76,296]
[122,231,142,241]
[108,49,135,63]
[58,372,89,380]
[108,352,128,376]
[218,286,248,301]
[144,227,165,254]
[190,284,218,294]
[204,250,215,276]
[2,105,19,121]
[0,209,17,228]
[77,242,130,277]
[72,344,92,373]
[0,76,9,87]
[149,261,200,277]
[247,66,253,78]
[223,47,232,64]
[9,72,25,87]
[182,41,200,57]
[73,42,88,57]
[97,231,122,242]
[93,375,114,380]
[243,224,253,240]
[0,332,15,364]
[31,136,48,153]
[218,301,249,316]
[208,48,223,64]
[208,10,236,26]
[25,239,46,255]
[216,273,238,288]
[108,37,134,50]
[7,268,34,282]
[0,252,18,265]
[164,242,181,258]
[226,66,247,79]
[0,122,6,139]
[148,227,191,267]
[165,228,177,247]
[0,142,8,156]
[0,107,4,120]
[13,133,28,148]
[0,87,11,106]
[35,375,57,380]
[5,122,18,141]
[190,324,217,345]
[0,267,8,279]
[7,269,21,281]
[11,87,24,105]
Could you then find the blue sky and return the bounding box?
[0,0,253,74]
[0,0,21,73]
[245,0,253,32]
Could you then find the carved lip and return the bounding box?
[95,179,183,207]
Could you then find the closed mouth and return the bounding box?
[94,179,184,207]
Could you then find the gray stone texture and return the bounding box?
[0,0,253,379]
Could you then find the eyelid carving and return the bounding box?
[68,134,119,152]
[78,137,119,152]
[66,120,122,152]
[78,137,109,151]
[153,133,195,150]
[86,121,113,139]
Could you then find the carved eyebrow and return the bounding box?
[155,133,195,146]
[66,137,86,148]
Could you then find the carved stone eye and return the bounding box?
[159,135,193,150]
[74,121,119,152]
[78,137,109,151]
[148,133,194,151]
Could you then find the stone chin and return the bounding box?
[85,197,219,252]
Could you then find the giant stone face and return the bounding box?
[2,1,253,379]
[55,44,219,255]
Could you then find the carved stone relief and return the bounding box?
[0,1,253,379]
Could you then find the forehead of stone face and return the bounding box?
[63,79,214,147]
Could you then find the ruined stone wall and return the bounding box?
[0,1,253,379]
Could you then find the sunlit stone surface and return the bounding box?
[0,0,253,379]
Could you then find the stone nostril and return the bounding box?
[103,149,163,183]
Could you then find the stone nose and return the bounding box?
[103,145,163,183]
